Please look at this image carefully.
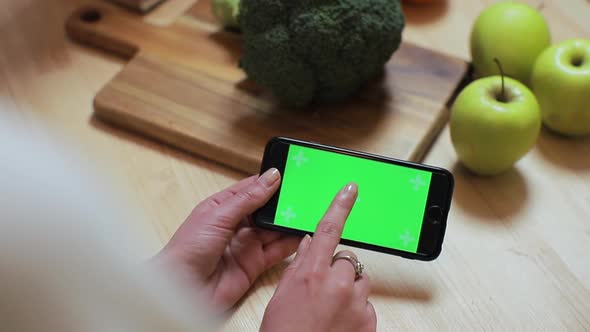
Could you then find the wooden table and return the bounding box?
[2,0,589,330]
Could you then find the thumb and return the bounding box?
[277,234,311,288]
[207,168,281,233]
[163,168,281,277]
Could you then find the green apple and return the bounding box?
[531,39,590,136]
[211,0,240,28]
[470,1,551,84]
[450,76,541,176]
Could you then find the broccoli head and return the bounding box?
[238,0,405,108]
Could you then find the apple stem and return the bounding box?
[536,2,545,11]
[493,58,507,103]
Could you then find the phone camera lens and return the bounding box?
[427,206,443,224]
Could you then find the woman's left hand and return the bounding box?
[152,168,299,311]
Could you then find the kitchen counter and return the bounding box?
[2,0,589,330]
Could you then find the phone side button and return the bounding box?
[427,206,443,224]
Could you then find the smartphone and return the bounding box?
[253,137,454,261]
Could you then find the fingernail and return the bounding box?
[259,168,280,187]
[298,235,311,250]
[339,182,358,200]
[303,234,311,244]
[295,234,311,259]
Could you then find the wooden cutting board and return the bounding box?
[66,1,469,174]
[109,0,165,12]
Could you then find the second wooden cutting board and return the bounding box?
[66,1,469,174]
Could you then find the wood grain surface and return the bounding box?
[2,0,590,331]
[66,0,468,174]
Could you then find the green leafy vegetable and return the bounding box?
[239,0,405,107]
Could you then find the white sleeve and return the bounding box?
[0,118,220,332]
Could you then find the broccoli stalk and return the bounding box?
[239,0,405,108]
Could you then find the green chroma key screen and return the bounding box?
[274,145,433,253]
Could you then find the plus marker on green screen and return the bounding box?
[274,145,432,253]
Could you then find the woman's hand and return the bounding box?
[152,169,300,312]
[260,183,376,332]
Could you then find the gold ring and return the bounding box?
[332,251,364,279]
